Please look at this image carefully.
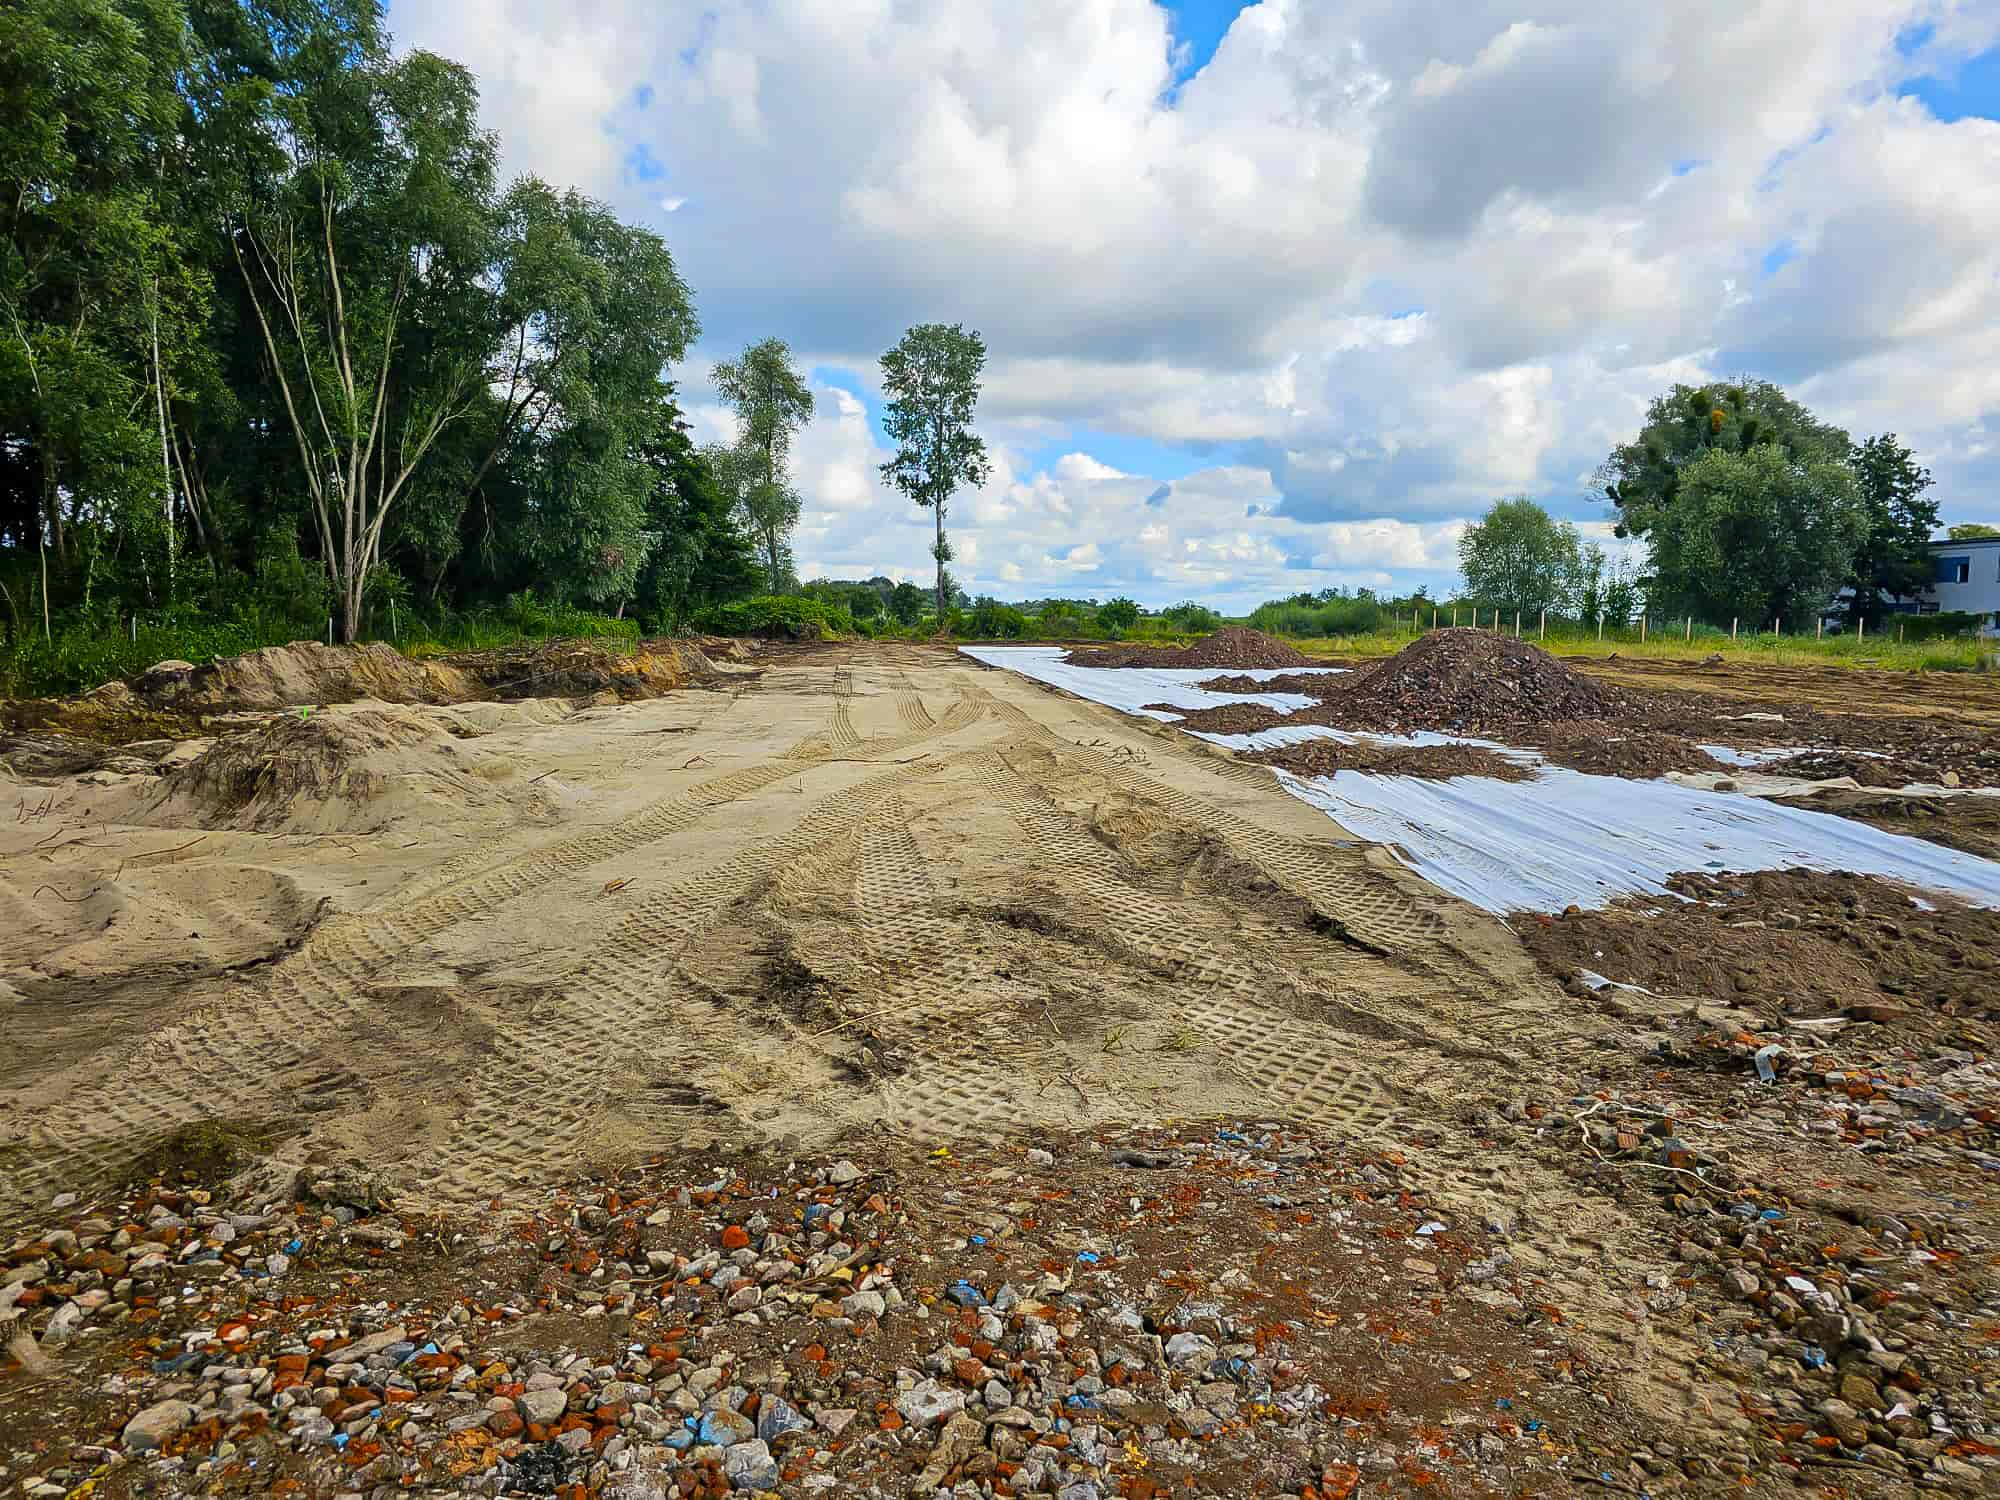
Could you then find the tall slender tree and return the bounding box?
[1846,433,1937,627]
[712,338,812,591]
[878,323,989,621]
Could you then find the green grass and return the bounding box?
[1280,622,1992,673]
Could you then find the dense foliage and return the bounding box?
[1,0,761,686]
[1601,381,1937,628]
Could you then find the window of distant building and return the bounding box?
[1937,555,1971,585]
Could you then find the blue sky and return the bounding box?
[393,2,2000,609]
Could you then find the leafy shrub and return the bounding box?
[694,594,854,640]
[1098,597,1140,630]
[966,601,1030,639]
[1161,601,1221,633]
[1900,610,1988,642]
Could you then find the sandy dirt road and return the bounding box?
[1,643,1894,1455]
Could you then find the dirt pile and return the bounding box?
[1515,723,1729,779]
[447,637,704,701]
[1331,628,1624,733]
[143,702,549,834]
[1762,749,1946,786]
[1518,868,2000,1026]
[134,641,485,711]
[1246,737,1534,783]
[1073,626,1308,670]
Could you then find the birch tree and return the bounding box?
[227,48,499,641]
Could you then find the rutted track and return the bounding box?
[0,688,987,1209]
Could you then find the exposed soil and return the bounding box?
[1511,723,1728,779]
[1138,698,1292,736]
[1245,738,1535,783]
[1071,626,1309,670]
[8,648,2000,1496]
[0,638,724,772]
[1759,748,1947,786]
[1514,868,2000,1028]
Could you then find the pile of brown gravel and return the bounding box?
[1072,627,1309,670]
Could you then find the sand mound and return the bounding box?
[1330,629,1624,734]
[139,642,484,711]
[143,702,552,834]
[1075,626,1308,670]
[133,638,708,713]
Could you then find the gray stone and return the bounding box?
[519,1388,568,1425]
[756,1394,812,1444]
[814,1407,859,1436]
[895,1379,966,1427]
[121,1400,196,1453]
[827,1160,863,1186]
[338,1325,409,1363]
[1164,1332,1216,1368]
[840,1289,886,1320]
[723,1438,779,1491]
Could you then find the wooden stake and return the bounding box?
[1597,616,1603,642]
[1858,616,1865,642]
[1732,618,1738,640]
[1817,617,1823,640]
[1685,616,1691,642]
[1641,615,1647,642]
[1514,610,1521,639]
[1539,608,1546,640]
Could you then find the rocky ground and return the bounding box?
[6,638,2000,1498]
[0,1126,1661,1500]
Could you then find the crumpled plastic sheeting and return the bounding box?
[957,646,1344,721]
[1275,766,2000,914]
[964,646,2000,914]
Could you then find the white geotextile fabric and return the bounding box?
[1275,766,2000,914]
[961,646,2000,914]
[956,646,1344,720]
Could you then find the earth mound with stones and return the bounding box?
[1330,628,1625,734]
[1074,626,1308,670]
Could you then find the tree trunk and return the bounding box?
[933,504,946,622]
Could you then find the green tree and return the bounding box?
[887,580,926,625]
[1,0,206,610]
[1947,523,1999,540]
[1456,497,1585,619]
[878,323,990,620]
[1645,444,1864,627]
[224,43,502,640]
[631,395,758,630]
[713,337,812,592]
[1846,433,1937,627]
[1600,380,1853,539]
[1098,596,1139,630]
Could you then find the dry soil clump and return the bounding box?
[1072,626,1309,670]
[1246,737,1535,783]
[142,702,546,834]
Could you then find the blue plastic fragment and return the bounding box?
[1802,1346,1828,1369]
[285,1238,303,1254]
[946,1281,987,1308]
[332,1432,349,1450]
[970,1235,986,1245]
[1524,1419,1544,1434]
[1065,1394,1099,1408]
[1495,1398,1512,1410]
[1076,1251,1099,1264]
